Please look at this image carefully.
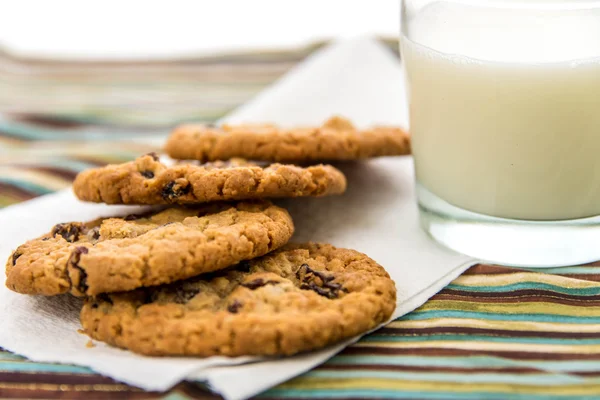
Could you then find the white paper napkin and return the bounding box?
[0,37,474,400]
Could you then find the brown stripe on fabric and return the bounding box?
[0,182,38,201]
[572,371,600,377]
[178,382,222,399]
[69,156,113,168]
[0,371,126,385]
[319,363,545,375]
[581,261,600,267]
[462,264,522,275]
[437,288,600,301]
[0,387,160,399]
[11,114,89,129]
[377,326,600,339]
[463,263,600,277]
[342,347,600,360]
[431,291,600,306]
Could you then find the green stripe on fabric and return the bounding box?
[260,388,592,399]
[161,393,195,400]
[0,361,94,374]
[0,352,24,361]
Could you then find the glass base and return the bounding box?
[418,183,600,268]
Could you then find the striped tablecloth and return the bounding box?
[2,39,600,399]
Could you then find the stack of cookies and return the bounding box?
[6,116,409,357]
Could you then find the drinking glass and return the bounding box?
[400,0,600,266]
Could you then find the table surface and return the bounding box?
[2,40,600,399]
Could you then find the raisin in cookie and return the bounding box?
[6,201,294,296]
[73,154,346,205]
[164,116,410,163]
[80,243,396,357]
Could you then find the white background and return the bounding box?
[0,0,399,59]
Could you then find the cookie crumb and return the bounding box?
[86,340,95,348]
[77,329,85,335]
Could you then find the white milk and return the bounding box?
[402,1,600,220]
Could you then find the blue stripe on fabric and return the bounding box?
[0,178,54,195]
[0,361,93,374]
[327,355,600,372]
[304,370,583,385]
[0,120,157,141]
[24,159,96,172]
[523,266,600,275]
[14,158,119,172]
[398,310,600,323]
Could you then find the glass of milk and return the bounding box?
[400,0,600,267]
